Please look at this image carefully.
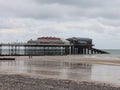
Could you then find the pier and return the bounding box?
[0,37,109,56]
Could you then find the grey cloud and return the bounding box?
[34,0,110,7]
[0,0,120,48]
[32,0,120,20]
[98,18,120,27]
[0,0,120,20]
[0,1,74,19]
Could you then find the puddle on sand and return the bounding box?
[0,59,119,86]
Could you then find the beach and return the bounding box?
[0,55,119,90]
[0,74,119,90]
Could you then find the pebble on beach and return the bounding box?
[0,74,119,90]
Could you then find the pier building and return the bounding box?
[0,37,109,56]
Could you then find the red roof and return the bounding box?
[37,37,60,40]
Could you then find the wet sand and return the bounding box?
[0,55,120,89]
[14,55,120,65]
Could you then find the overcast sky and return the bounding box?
[0,0,120,49]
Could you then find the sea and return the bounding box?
[101,49,120,59]
[82,49,120,60]
[103,49,120,54]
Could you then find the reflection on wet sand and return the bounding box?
[92,64,120,85]
[0,60,92,80]
[0,56,119,86]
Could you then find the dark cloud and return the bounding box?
[32,0,120,20]
[0,0,119,20]
[35,0,107,7]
